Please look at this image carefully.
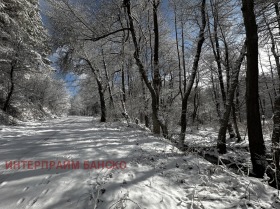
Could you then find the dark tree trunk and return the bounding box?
[236,84,242,122]
[97,81,106,122]
[242,0,267,177]
[268,52,277,97]
[210,68,221,118]
[272,96,280,172]
[181,22,187,94]
[3,61,16,112]
[217,42,246,154]
[192,74,200,124]
[141,78,149,128]
[219,26,230,95]
[152,0,161,135]
[214,34,227,105]
[232,102,242,142]
[180,0,206,146]
[208,0,226,104]
[84,59,106,122]
[220,26,236,139]
[101,49,114,108]
[127,66,131,97]
[259,97,265,116]
[173,6,183,99]
[121,56,126,103]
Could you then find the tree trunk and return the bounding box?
[219,25,230,94]
[268,51,277,97]
[210,68,221,118]
[242,0,267,177]
[232,102,242,142]
[236,83,242,122]
[97,81,106,122]
[152,0,161,135]
[84,59,106,122]
[259,97,265,116]
[219,24,236,139]
[272,96,280,172]
[208,0,227,103]
[181,22,187,94]
[217,42,246,154]
[192,73,200,124]
[173,6,183,99]
[179,0,206,146]
[121,54,126,103]
[101,49,114,108]
[140,78,149,128]
[3,61,16,112]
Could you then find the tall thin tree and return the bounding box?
[241,0,267,177]
[179,0,206,146]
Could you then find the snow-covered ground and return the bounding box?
[170,122,273,173]
[0,116,279,209]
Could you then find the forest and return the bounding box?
[1,0,280,208]
[42,0,280,181]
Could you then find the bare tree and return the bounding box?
[217,42,246,154]
[123,0,168,137]
[179,0,206,146]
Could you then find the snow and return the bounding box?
[174,123,275,175]
[0,116,279,209]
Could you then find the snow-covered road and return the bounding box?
[0,116,279,209]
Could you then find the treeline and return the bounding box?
[0,0,70,123]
